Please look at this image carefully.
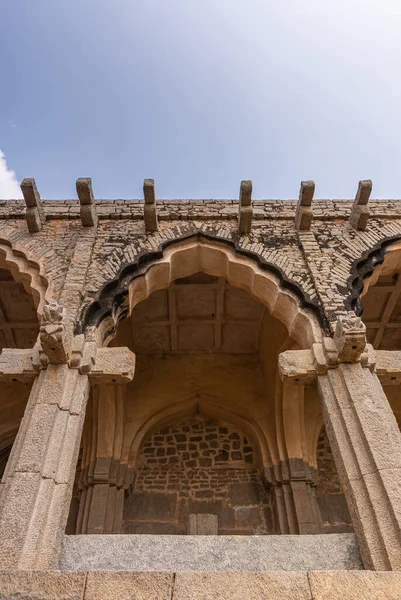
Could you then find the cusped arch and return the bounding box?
[0,237,51,315]
[347,234,401,315]
[82,234,324,348]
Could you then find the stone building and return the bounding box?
[0,177,400,598]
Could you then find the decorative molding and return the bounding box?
[346,234,401,315]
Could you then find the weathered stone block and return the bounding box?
[229,482,260,506]
[173,572,312,599]
[85,571,173,600]
[309,571,401,600]
[125,492,177,521]
[0,570,86,600]
[188,513,218,534]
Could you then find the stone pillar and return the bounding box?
[281,381,321,534]
[0,302,135,570]
[318,362,401,570]
[76,385,126,534]
[269,378,321,534]
[0,303,90,570]
[279,313,401,570]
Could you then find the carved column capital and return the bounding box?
[333,311,367,362]
[39,301,73,365]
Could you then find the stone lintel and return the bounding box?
[87,347,136,384]
[238,180,253,234]
[77,178,97,227]
[143,179,158,233]
[295,180,314,231]
[20,178,46,233]
[350,179,372,230]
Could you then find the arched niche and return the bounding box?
[123,409,274,536]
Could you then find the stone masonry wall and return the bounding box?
[123,415,274,535]
[316,427,352,533]
[3,197,401,331]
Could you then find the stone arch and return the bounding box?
[126,394,271,476]
[123,401,275,535]
[0,237,50,315]
[346,234,401,315]
[81,234,324,348]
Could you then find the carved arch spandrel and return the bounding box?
[81,234,324,348]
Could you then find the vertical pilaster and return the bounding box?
[318,363,401,570]
[76,384,126,534]
[0,364,90,569]
[281,381,321,534]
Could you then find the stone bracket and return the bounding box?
[20,178,46,233]
[143,179,158,233]
[0,348,37,383]
[77,178,97,227]
[279,343,401,386]
[295,180,314,231]
[0,342,135,385]
[350,179,371,230]
[86,347,136,384]
[238,180,253,234]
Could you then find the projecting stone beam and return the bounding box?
[20,178,46,233]
[0,344,135,385]
[143,178,158,233]
[295,180,314,231]
[238,180,253,234]
[280,341,401,387]
[88,346,136,384]
[0,348,37,383]
[76,177,97,227]
[350,179,372,230]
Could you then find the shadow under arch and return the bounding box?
[80,233,325,348]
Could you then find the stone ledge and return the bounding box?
[61,533,362,572]
[1,570,401,600]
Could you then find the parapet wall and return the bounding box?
[2,179,401,333]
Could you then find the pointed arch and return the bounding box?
[81,233,324,348]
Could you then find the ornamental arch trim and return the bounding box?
[0,237,51,316]
[80,233,324,348]
[346,234,401,315]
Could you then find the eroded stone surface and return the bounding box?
[61,534,362,572]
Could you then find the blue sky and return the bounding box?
[1,0,401,199]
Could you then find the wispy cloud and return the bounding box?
[0,150,22,199]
